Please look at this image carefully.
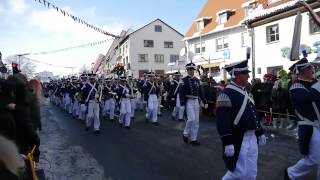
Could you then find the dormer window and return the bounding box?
[195,16,212,32]
[242,0,257,17]
[216,9,235,25]
[268,0,282,5]
[219,13,228,24]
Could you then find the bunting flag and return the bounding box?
[27,38,113,56]
[33,0,120,38]
[23,56,77,69]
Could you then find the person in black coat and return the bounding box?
[7,74,40,162]
[0,79,16,141]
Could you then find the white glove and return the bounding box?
[204,104,208,109]
[258,134,267,146]
[224,145,235,157]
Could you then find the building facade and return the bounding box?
[246,0,320,79]
[106,19,186,78]
[184,0,256,81]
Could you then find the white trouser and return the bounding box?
[109,98,115,120]
[172,94,185,120]
[288,127,320,180]
[183,99,200,141]
[138,94,144,110]
[86,100,100,130]
[64,94,70,110]
[68,101,73,114]
[72,100,79,117]
[119,98,132,126]
[130,98,137,118]
[158,96,161,115]
[147,94,158,122]
[102,99,109,117]
[222,131,258,180]
[79,104,87,121]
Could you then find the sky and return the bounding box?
[0,0,206,76]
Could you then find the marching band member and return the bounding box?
[170,72,184,121]
[83,74,101,134]
[179,62,208,146]
[117,76,132,129]
[79,74,88,123]
[128,76,137,120]
[143,71,160,126]
[216,60,266,179]
[285,58,320,180]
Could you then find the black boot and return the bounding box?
[152,122,159,126]
[190,140,200,146]
[182,135,189,144]
[284,168,291,180]
[94,130,100,134]
[119,123,123,127]
[125,126,131,130]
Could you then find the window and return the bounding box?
[144,40,154,47]
[266,24,279,43]
[245,2,256,17]
[310,12,320,34]
[155,25,162,32]
[164,41,173,48]
[241,32,248,47]
[197,20,205,32]
[154,54,164,63]
[216,37,229,51]
[195,43,206,54]
[138,54,148,62]
[268,0,281,5]
[257,68,261,74]
[219,12,228,24]
[170,55,179,63]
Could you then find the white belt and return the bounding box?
[244,130,255,136]
[298,120,319,128]
[186,95,198,99]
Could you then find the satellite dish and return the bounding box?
[180,48,186,57]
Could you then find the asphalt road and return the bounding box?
[40,98,316,180]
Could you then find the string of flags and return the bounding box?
[33,0,120,38]
[27,38,114,56]
[23,56,77,69]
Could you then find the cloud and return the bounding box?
[26,6,124,75]
[8,0,28,14]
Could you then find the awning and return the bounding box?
[202,62,221,68]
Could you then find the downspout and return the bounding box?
[250,27,256,79]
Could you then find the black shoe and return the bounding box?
[152,122,159,126]
[172,116,175,121]
[182,135,189,144]
[119,123,123,127]
[125,126,131,129]
[145,118,149,123]
[85,126,89,131]
[178,119,184,122]
[190,140,200,146]
[94,130,100,134]
[131,117,134,120]
[284,168,290,180]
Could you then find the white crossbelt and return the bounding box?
[226,84,253,126]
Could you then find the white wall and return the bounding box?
[254,9,320,79]
[186,25,252,81]
[127,19,186,78]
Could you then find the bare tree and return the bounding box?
[4,55,36,79]
[79,64,90,74]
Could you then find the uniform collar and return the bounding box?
[231,81,246,90]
